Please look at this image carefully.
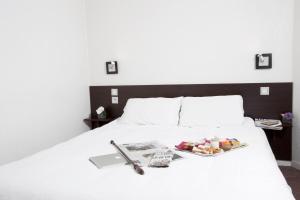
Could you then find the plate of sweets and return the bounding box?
[175,137,247,156]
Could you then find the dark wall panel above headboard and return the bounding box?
[89,83,293,120]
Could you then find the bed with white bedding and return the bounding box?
[0,96,295,200]
[0,118,295,200]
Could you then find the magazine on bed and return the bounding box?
[119,141,183,166]
[90,141,183,169]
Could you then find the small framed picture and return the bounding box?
[106,61,118,74]
[256,54,272,69]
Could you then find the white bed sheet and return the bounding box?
[0,118,295,200]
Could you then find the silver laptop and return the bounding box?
[89,153,126,169]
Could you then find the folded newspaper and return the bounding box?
[254,119,283,130]
[90,141,182,169]
[118,141,182,167]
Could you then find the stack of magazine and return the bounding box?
[254,119,283,130]
[90,141,182,169]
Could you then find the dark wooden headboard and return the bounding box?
[89,83,292,119]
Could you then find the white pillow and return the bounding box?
[119,97,182,126]
[179,95,244,127]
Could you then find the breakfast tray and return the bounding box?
[175,143,248,157]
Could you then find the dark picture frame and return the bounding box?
[106,61,118,74]
[255,53,272,69]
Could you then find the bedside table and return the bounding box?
[262,124,292,161]
[84,118,113,130]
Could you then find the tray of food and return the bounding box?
[175,138,247,156]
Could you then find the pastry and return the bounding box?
[230,139,240,148]
[220,140,232,151]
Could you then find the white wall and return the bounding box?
[293,0,300,168]
[86,0,294,86]
[0,0,90,165]
[0,0,296,165]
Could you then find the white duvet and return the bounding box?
[0,118,295,200]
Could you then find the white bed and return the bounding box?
[0,118,295,200]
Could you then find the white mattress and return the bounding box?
[0,118,295,200]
